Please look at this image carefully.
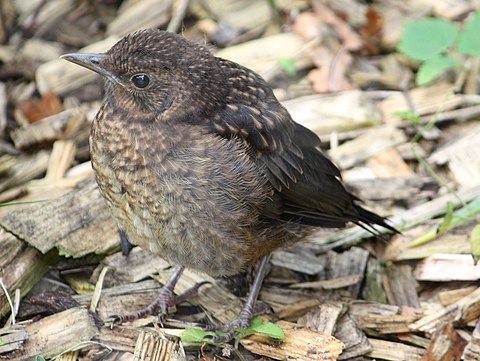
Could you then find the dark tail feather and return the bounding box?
[355,205,399,235]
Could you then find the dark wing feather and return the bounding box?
[211,58,396,232]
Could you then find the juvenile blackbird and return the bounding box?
[62,29,395,342]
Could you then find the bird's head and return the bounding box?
[62,29,225,119]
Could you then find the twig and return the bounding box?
[0,278,16,325]
[328,45,347,92]
[167,0,190,33]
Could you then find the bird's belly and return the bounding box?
[92,155,253,276]
[90,122,272,277]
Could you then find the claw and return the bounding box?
[106,266,185,325]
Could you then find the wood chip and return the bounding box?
[298,302,372,359]
[334,313,372,360]
[329,125,407,169]
[422,323,467,360]
[275,299,322,322]
[0,178,118,257]
[354,314,422,334]
[261,287,324,310]
[298,302,346,335]
[366,147,414,178]
[367,338,425,360]
[348,300,400,318]
[0,228,59,318]
[215,33,308,75]
[429,124,480,187]
[0,82,8,137]
[319,247,369,298]
[9,109,77,149]
[290,274,363,290]
[0,307,98,359]
[240,320,344,361]
[410,287,480,334]
[384,222,472,261]
[194,0,271,34]
[106,0,172,37]
[133,330,186,361]
[74,280,161,321]
[271,249,324,275]
[432,0,471,19]
[282,91,382,136]
[45,140,76,180]
[463,318,480,360]
[437,285,478,306]
[378,82,461,123]
[0,150,50,192]
[363,257,388,304]
[383,263,420,308]
[346,176,437,206]
[415,254,480,282]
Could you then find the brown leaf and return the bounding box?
[359,7,384,55]
[17,91,63,123]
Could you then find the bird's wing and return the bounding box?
[212,59,320,191]
[211,59,395,231]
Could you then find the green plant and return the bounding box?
[471,224,480,261]
[407,197,480,248]
[398,11,480,85]
[180,317,285,347]
[277,57,297,76]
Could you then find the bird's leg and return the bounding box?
[118,228,133,256]
[110,266,192,324]
[206,255,270,343]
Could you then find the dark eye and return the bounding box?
[131,73,150,88]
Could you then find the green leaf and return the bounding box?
[250,322,285,339]
[408,197,480,248]
[438,202,454,234]
[416,54,460,85]
[249,316,264,328]
[180,328,217,344]
[392,111,421,124]
[36,356,46,361]
[458,11,480,56]
[277,57,297,76]
[399,18,458,61]
[470,224,480,259]
[234,327,254,340]
[0,200,49,207]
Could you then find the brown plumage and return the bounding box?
[62,29,395,342]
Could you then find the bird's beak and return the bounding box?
[61,53,121,84]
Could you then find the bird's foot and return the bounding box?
[204,308,254,343]
[203,256,271,343]
[108,285,177,326]
[106,267,206,326]
[108,282,205,325]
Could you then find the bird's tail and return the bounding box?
[354,205,399,235]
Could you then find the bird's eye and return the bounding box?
[131,73,150,88]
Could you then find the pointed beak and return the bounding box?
[61,53,120,84]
